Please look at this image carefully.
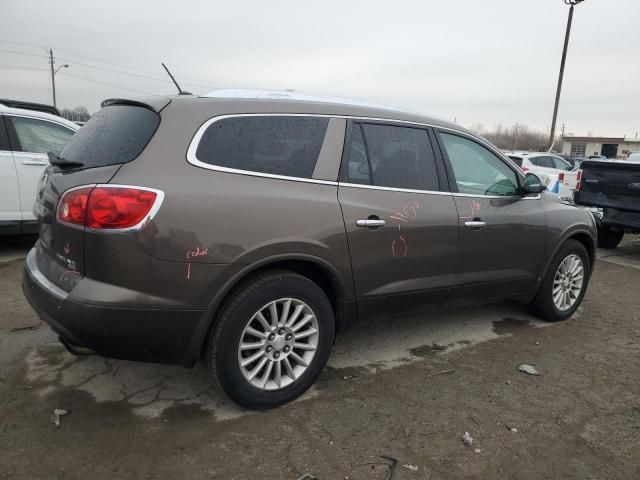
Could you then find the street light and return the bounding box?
[548,0,585,151]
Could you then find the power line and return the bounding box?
[0,64,48,71]
[0,40,47,49]
[1,42,221,91]
[55,56,215,90]
[58,71,151,95]
[54,46,219,89]
[0,48,48,59]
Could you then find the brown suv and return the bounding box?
[23,90,597,409]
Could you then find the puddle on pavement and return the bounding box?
[25,303,549,420]
[492,317,534,335]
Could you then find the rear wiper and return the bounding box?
[47,151,84,168]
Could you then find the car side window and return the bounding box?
[344,124,370,185]
[534,156,555,168]
[195,116,328,179]
[552,156,572,171]
[346,123,438,191]
[440,132,519,196]
[9,116,75,155]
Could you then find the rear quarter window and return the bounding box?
[194,116,329,179]
[507,156,523,167]
[60,105,159,168]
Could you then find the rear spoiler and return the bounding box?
[101,96,173,113]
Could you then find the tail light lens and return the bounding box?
[521,167,529,173]
[58,187,93,226]
[58,185,162,230]
[575,170,583,191]
[558,172,565,183]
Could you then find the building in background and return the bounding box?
[562,135,640,159]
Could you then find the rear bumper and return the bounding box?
[22,248,206,365]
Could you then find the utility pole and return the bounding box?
[548,0,584,151]
[48,48,68,109]
[49,48,57,108]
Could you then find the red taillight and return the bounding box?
[58,187,93,226]
[575,170,583,191]
[58,186,160,230]
[521,166,529,173]
[558,172,565,183]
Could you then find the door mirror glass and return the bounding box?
[522,172,545,194]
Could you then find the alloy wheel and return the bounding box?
[552,254,584,311]
[237,298,320,390]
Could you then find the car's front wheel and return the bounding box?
[205,270,335,409]
[531,239,591,322]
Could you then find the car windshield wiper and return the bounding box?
[47,151,84,168]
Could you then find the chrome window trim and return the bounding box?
[338,181,451,196]
[186,113,499,179]
[186,113,526,194]
[57,184,166,233]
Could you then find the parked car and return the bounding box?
[0,98,61,117]
[627,152,640,162]
[504,151,575,176]
[23,90,597,409]
[0,102,79,235]
[575,159,640,248]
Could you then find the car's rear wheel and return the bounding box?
[531,239,591,322]
[597,226,624,249]
[205,270,335,409]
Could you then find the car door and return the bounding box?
[0,115,22,232]
[338,121,459,321]
[5,115,76,222]
[436,130,547,305]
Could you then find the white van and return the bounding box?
[0,103,78,235]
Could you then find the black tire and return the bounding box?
[531,239,591,322]
[205,270,335,409]
[597,226,624,249]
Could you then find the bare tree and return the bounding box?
[60,106,91,122]
[471,123,559,152]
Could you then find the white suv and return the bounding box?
[0,103,78,235]
[504,151,575,177]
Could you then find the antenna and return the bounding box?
[161,62,192,95]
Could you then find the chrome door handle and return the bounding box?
[464,221,486,228]
[357,219,386,228]
[22,159,48,166]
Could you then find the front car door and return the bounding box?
[5,115,76,223]
[338,121,459,321]
[435,130,547,305]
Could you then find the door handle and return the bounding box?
[21,159,48,166]
[357,219,386,228]
[464,221,486,229]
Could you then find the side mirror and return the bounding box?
[522,172,545,194]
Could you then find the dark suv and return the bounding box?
[23,90,597,409]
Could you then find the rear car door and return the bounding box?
[436,130,547,304]
[338,121,459,321]
[5,115,75,222]
[0,115,22,232]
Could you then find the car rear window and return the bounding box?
[60,105,159,168]
[507,155,523,167]
[194,116,329,179]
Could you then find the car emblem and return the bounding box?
[629,182,640,190]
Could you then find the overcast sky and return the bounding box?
[1,0,639,137]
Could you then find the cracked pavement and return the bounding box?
[1,236,639,479]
